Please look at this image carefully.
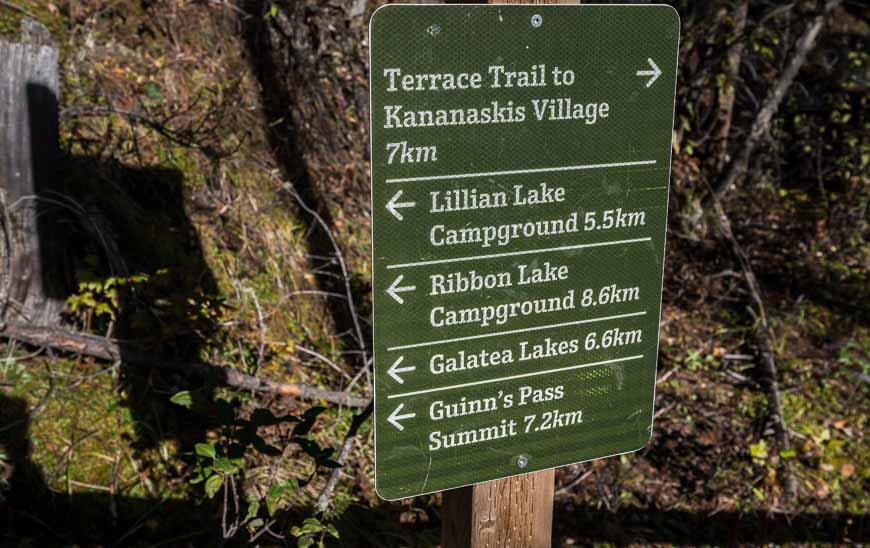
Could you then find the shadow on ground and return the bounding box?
[556,502,867,545]
[1,80,225,544]
[0,393,220,546]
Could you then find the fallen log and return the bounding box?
[710,199,797,505]
[0,322,369,408]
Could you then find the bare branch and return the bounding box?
[280,182,368,355]
[0,1,33,17]
[692,0,841,223]
[314,401,374,514]
[0,322,369,408]
[709,197,797,505]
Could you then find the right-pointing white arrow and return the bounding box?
[386,189,416,221]
[387,356,416,384]
[636,58,662,88]
[387,403,416,431]
[386,274,416,304]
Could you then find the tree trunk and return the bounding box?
[0,22,67,326]
[715,0,748,173]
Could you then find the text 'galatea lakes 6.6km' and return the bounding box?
[369,4,680,500]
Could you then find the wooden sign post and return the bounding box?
[436,3,567,547]
[438,4,562,546]
[367,2,679,545]
[442,469,554,548]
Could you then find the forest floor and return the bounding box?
[0,1,867,546]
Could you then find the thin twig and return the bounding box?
[242,285,268,368]
[249,519,278,543]
[287,290,347,300]
[314,400,373,514]
[0,0,33,17]
[297,344,352,381]
[555,469,594,496]
[280,182,367,355]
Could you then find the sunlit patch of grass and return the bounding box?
[0,1,68,42]
[4,354,192,499]
[773,302,869,513]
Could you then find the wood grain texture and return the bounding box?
[0,30,66,326]
[442,469,555,548]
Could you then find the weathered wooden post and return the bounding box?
[442,470,554,547]
[0,20,67,327]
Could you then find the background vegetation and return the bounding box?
[0,0,867,546]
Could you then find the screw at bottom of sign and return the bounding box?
[517,455,529,469]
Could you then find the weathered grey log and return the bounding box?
[0,21,67,326]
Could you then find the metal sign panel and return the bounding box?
[369,4,679,500]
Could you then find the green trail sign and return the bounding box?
[369,4,679,500]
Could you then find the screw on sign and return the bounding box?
[368,3,679,546]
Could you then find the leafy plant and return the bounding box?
[66,274,149,330]
[170,393,340,540]
[291,517,339,548]
[837,337,870,377]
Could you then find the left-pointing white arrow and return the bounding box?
[636,57,662,88]
[387,403,416,431]
[387,356,416,384]
[386,274,415,304]
[386,189,416,221]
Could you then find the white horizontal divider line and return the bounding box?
[387,237,652,269]
[386,310,647,351]
[385,159,657,184]
[387,354,644,399]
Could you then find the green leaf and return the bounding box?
[94,302,115,319]
[301,517,323,535]
[195,442,216,459]
[170,391,193,409]
[244,501,260,523]
[266,486,284,516]
[204,473,223,499]
[326,523,339,539]
[298,536,314,548]
[752,486,765,502]
[750,440,768,462]
[145,82,163,100]
[213,457,237,474]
